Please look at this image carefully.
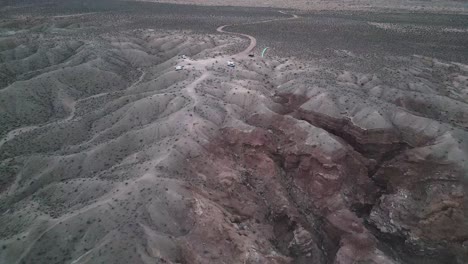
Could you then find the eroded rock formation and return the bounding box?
[0,9,467,264]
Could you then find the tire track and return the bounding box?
[216,11,300,56]
[0,69,146,150]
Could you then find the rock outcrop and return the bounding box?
[0,8,467,264]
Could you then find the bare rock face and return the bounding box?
[0,8,467,264]
[269,56,468,264]
[370,153,467,264]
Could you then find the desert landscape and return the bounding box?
[0,0,467,263]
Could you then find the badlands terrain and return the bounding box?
[0,0,467,263]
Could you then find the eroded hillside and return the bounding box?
[0,4,467,264]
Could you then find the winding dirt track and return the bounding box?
[0,69,146,149]
[216,11,300,56]
[0,12,299,150]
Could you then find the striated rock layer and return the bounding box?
[0,8,467,264]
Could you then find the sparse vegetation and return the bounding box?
[0,1,467,264]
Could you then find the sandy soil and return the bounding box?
[138,0,468,13]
